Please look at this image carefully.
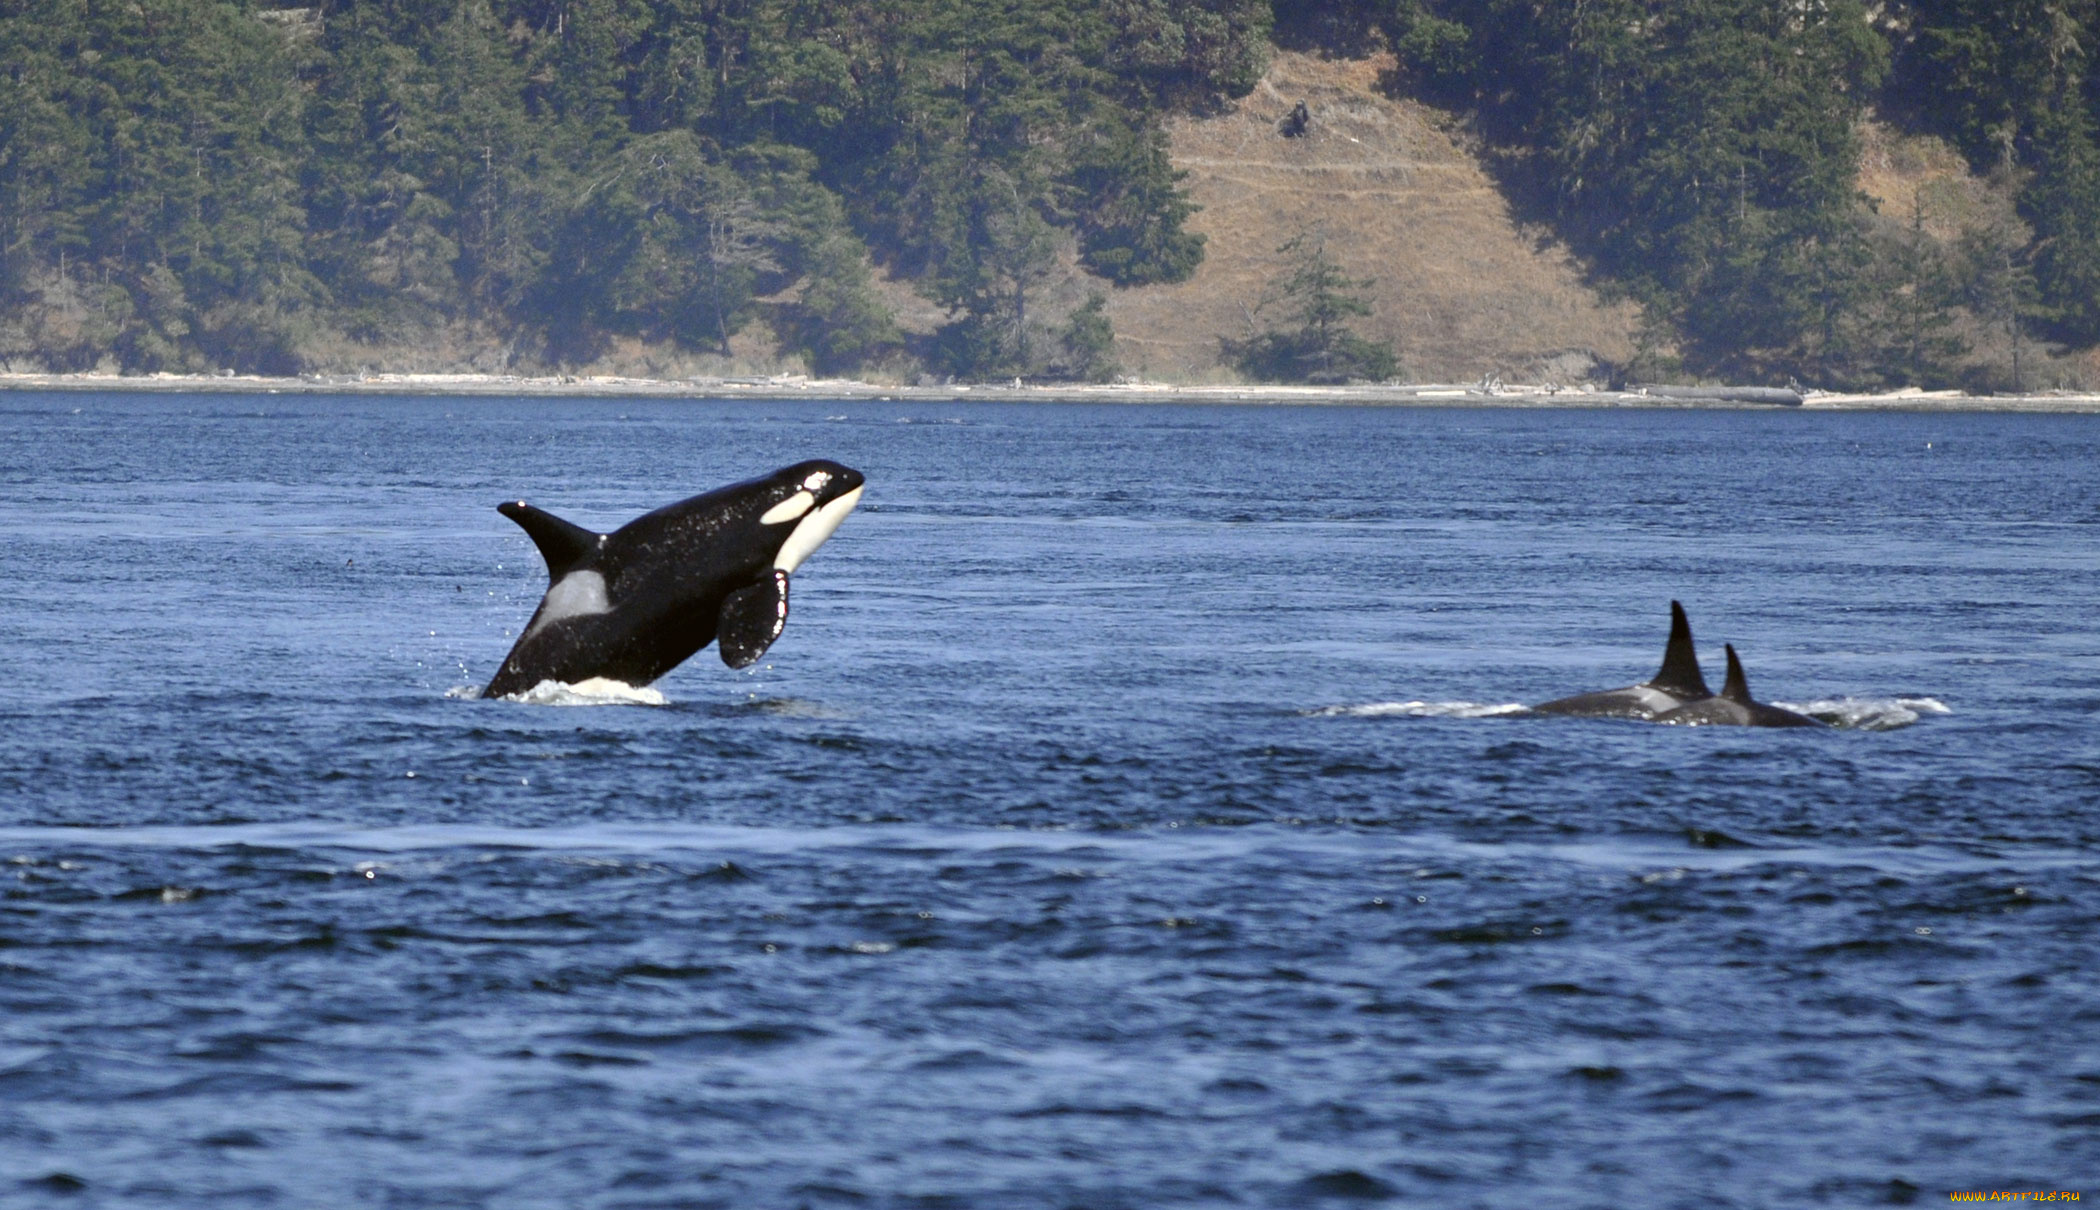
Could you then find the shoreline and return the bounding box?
[5,370,2099,412]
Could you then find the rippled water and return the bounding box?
[3,393,2097,1206]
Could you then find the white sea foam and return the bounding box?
[505,677,669,707]
[1310,696,1949,730]
[1307,700,1530,720]
[1779,696,1951,731]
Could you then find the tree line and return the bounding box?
[4,0,2100,388]
[1382,0,2100,390]
[0,0,1268,378]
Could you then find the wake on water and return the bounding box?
[1309,697,1950,730]
[448,681,1947,729]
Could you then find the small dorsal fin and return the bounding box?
[1720,643,1752,704]
[1649,600,1711,697]
[498,501,603,581]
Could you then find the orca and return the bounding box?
[482,460,865,699]
[1653,644,1823,728]
[1532,600,1713,719]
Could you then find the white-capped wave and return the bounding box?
[502,677,669,707]
[1308,700,1530,720]
[1779,696,1950,731]
[1310,696,1949,730]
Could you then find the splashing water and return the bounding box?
[502,677,669,707]
[1782,696,1952,731]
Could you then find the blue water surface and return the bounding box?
[1,392,2096,1207]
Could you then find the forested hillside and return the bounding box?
[0,0,1269,378]
[3,0,2099,389]
[1383,0,2100,390]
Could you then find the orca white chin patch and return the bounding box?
[525,569,610,639]
[774,485,862,573]
[760,490,816,525]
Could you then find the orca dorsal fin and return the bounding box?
[498,500,603,581]
[1720,643,1752,704]
[1649,600,1711,697]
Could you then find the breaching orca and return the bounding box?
[482,460,864,698]
[1653,644,1823,728]
[1532,600,1713,719]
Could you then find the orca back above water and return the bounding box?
[1531,600,1713,719]
[482,460,864,699]
[1654,644,1824,728]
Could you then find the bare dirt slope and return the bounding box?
[1104,52,1641,383]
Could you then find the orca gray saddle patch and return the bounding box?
[524,569,611,640]
[718,570,790,668]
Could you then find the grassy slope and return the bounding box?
[1102,51,1641,384]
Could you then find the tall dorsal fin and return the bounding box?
[498,500,603,581]
[1719,643,1752,704]
[1649,600,1711,697]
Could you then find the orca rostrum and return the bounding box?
[1532,600,1713,720]
[482,460,864,699]
[1654,643,1824,728]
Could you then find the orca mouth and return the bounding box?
[773,484,863,573]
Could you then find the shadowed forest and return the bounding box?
[3,0,2098,389]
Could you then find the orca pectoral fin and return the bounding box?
[719,569,790,668]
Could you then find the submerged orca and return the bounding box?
[482,460,864,698]
[1532,600,1712,719]
[1654,644,1823,728]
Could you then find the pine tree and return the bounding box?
[1055,292,1119,381]
[1873,196,1968,386]
[1225,229,1396,383]
[1958,216,2042,392]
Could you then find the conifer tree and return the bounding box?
[1225,229,1396,383]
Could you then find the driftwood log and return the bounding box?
[1638,384,1803,406]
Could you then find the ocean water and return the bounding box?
[1,392,2095,1207]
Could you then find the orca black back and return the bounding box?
[483,461,864,698]
[1654,644,1824,728]
[1532,599,1714,719]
